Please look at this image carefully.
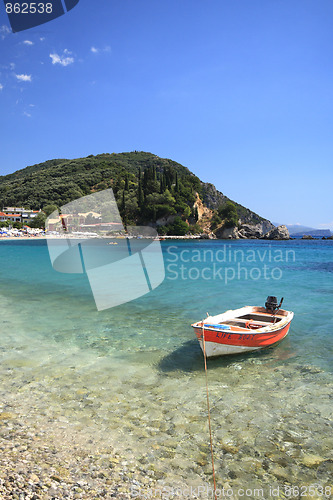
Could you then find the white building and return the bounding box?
[1,207,40,223]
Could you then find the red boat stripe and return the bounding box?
[194,323,291,347]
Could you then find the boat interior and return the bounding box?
[219,311,285,330]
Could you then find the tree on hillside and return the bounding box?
[218,201,238,228]
[137,182,143,208]
[29,211,46,229]
[167,216,189,236]
[42,204,59,217]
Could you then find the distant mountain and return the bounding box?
[0,151,272,234]
[273,223,332,238]
[295,229,332,237]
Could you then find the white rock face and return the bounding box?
[216,226,240,239]
[262,225,290,240]
[238,224,263,239]
[215,221,280,240]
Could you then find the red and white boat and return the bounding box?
[192,297,294,358]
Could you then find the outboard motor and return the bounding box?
[265,296,283,312]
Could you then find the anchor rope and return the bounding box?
[202,322,217,500]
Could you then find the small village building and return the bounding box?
[0,212,22,223]
[1,207,40,223]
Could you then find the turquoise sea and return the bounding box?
[0,239,332,495]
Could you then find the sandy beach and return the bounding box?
[0,236,48,241]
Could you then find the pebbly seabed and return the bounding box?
[0,356,332,499]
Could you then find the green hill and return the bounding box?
[0,151,271,234]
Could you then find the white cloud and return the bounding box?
[91,45,111,54]
[49,50,74,66]
[1,25,11,40]
[0,83,3,91]
[40,37,45,42]
[15,74,32,82]
[10,62,15,70]
[23,111,32,118]
[23,40,34,46]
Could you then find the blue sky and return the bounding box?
[0,0,332,229]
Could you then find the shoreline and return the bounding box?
[0,235,48,241]
[1,235,331,242]
[0,234,333,242]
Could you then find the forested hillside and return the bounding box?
[0,151,270,234]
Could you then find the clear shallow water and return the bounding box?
[0,239,332,493]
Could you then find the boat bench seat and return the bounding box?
[220,318,279,327]
[238,313,283,323]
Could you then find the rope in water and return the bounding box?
[202,321,217,500]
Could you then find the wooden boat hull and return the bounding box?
[192,306,294,358]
